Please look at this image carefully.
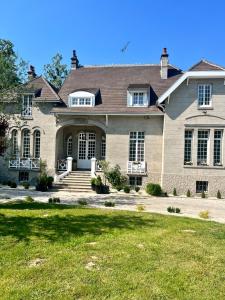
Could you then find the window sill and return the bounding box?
[184,165,224,170]
[197,106,213,110]
[21,116,33,120]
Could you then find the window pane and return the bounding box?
[198,85,211,107]
[196,181,208,193]
[184,130,193,164]
[197,130,209,165]
[67,136,72,157]
[22,129,30,158]
[129,132,145,161]
[214,130,223,166]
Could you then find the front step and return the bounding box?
[57,171,93,193]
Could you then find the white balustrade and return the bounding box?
[127,161,146,174]
[57,159,68,171]
[8,158,40,170]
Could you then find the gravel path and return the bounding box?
[0,186,225,224]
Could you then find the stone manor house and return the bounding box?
[1,48,225,195]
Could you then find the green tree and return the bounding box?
[0,39,28,155]
[43,53,68,89]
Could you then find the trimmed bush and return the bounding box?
[106,165,127,188]
[91,178,96,190]
[36,174,48,192]
[25,196,34,203]
[116,185,123,191]
[167,206,175,213]
[201,191,206,198]
[217,190,222,199]
[124,186,130,193]
[146,183,162,196]
[104,201,115,207]
[135,186,140,192]
[10,182,17,188]
[48,198,53,203]
[186,189,191,197]
[53,197,60,203]
[199,210,209,219]
[7,180,12,186]
[136,204,145,212]
[78,199,88,205]
[175,207,181,213]
[173,188,177,196]
[22,182,30,190]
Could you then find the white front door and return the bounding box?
[77,132,96,169]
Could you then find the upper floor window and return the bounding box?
[69,91,95,107]
[22,95,33,117]
[198,84,212,108]
[128,90,149,107]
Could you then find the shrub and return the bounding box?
[173,188,177,196]
[186,189,191,197]
[106,165,127,188]
[199,210,209,219]
[201,191,206,198]
[175,207,181,213]
[7,180,12,186]
[2,181,7,185]
[48,198,53,203]
[167,206,175,213]
[53,197,60,203]
[135,186,140,192]
[22,182,30,190]
[124,185,130,193]
[104,201,115,207]
[25,195,34,203]
[136,204,145,212]
[116,185,123,191]
[10,182,17,188]
[91,178,97,190]
[146,183,162,196]
[36,174,48,192]
[47,176,54,189]
[78,199,88,206]
[217,190,222,199]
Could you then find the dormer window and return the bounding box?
[22,94,33,117]
[198,84,212,108]
[127,85,150,107]
[69,91,95,107]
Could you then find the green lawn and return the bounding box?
[0,202,225,300]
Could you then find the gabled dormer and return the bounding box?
[127,84,150,107]
[68,89,99,107]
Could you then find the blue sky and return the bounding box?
[1,0,225,74]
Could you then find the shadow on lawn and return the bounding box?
[0,211,156,243]
[0,201,77,210]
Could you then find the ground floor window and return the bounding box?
[19,171,29,182]
[196,181,208,193]
[129,176,142,186]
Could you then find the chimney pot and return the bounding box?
[27,65,37,81]
[71,50,79,69]
[160,48,169,79]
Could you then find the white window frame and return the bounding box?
[129,132,145,162]
[33,130,41,158]
[184,130,193,165]
[68,91,95,107]
[11,129,19,157]
[213,129,223,166]
[127,89,149,107]
[22,129,30,158]
[197,129,210,166]
[198,84,212,108]
[66,135,73,157]
[22,94,33,117]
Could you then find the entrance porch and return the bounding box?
[56,125,106,172]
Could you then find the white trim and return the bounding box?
[158,71,225,104]
[127,89,149,107]
[68,91,95,107]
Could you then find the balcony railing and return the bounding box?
[21,106,32,117]
[57,159,68,171]
[9,158,40,170]
[127,161,146,174]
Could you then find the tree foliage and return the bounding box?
[44,53,68,89]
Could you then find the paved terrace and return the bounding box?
[0,186,225,224]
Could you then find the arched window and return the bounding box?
[11,129,18,157]
[22,129,30,158]
[33,130,41,158]
[67,136,72,156]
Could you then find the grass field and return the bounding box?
[0,201,225,300]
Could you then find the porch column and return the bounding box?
[91,157,97,178]
[67,157,73,172]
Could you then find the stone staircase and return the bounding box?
[56,171,93,193]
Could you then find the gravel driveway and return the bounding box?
[0,186,225,224]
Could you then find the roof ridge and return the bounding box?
[81,63,161,68]
[189,59,225,71]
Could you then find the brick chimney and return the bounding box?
[160,48,169,79]
[71,50,79,69]
[27,65,37,81]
